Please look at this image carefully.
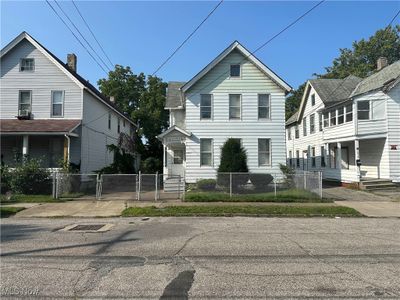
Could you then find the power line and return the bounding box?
[71,0,114,68]
[45,0,109,75]
[186,0,325,97]
[388,9,400,27]
[152,0,224,76]
[53,0,111,72]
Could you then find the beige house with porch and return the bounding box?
[0,32,136,172]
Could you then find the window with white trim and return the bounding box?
[229,94,241,119]
[200,139,212,166]
[303,117,307,136]
[357,101,370,120]
[200,94,212,119]
[323,112,329,127]
[18,90,32,116]
[51,91,64,117]
[20,58,34,71]
[258,138,271,166]
[338,107,344,124]
[311,94,316,106]
[173,149,184,164]
[345,104,353,122]
[287,128,292,140]
[295,125,299,139]
[330,110,337,126]
[230,64,240,77]
[258,94,270,119]
[310,114,315,134]
[319,113,323,131]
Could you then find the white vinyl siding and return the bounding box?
[229,94,241,119]
[0,39,82,119]
[51,90,64,117]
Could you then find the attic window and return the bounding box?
[230,64,241,77]
[20,58,35,71]
[311,94,316,106]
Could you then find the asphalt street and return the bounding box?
[1,217,399,299]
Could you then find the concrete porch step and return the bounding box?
[360,179,397,190]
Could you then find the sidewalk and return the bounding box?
[10,200,337,218]
[335,201,400,217]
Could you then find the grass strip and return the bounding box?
[0,207,25,218]
[0,194,55,203]
[122,205,361,217]
[184,189,330,203]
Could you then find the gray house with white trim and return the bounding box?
[0,32,136,173]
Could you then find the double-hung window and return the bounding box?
[319,113,323,131]
[19,90,32,116]
[258,139,271,166]
[330,110,337,126]
[295,126,299,139]
[323,112,329,127]
[229,94,241,120]
[108,113,112,130]
[311,94,316,106]
[20,58,35,71]
[200,94,212,119]
[303,117,307,136]
[338,107,344,124]
[258,94,270,119]
[200,139,212,166]
[287,128,292,140]
[345,104,353,122]
[357,101,370,120]
[51,91,64,117]
[310,114,315,134]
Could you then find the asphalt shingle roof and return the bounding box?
[285,111,298,126]
[350,60,400,97]
[0,119,81,133]
[166,81,185,108]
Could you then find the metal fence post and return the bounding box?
[229,173,232,199]
[155,172,158,201]
[319,171,323,199]
[138,171,141,201]
[96,174,101,200]
[55,172,59,199]
[182,176,186,201]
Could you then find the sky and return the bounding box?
[1,1,399,90]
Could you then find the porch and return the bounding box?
[322,137,389,183]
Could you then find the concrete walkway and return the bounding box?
[336,200,400,218]
[12,200,337,218]
[323,186,389,201]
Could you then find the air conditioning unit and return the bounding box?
[18,110,31,120]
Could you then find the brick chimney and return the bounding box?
[67,53,77,72]
[377,57,388,71]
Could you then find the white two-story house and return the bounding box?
[158,41,292,183]
[0,32,136,173]
[286,58,400,185]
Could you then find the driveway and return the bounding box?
[1,217,399,298]
[335,201,400,217]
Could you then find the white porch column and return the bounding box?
[336,142,342,170]
[354,139,360,181]
[22,135,29,156]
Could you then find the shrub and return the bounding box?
[249,173,274,191]
[10,158,52,195]
[217,139,249,189]
[0,165,12,194]
[197,179,216,191]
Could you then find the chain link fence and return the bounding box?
[56,173,98,200]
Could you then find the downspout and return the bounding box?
[64,134,71,165]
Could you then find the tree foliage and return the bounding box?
[218,139,249,173]
[98,66,168,171]
[286,25,400,120]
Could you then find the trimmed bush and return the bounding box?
[197,179,216,191]
[249,173,274,191]
[217,139,249,189]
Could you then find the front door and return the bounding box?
[171,149,185,178]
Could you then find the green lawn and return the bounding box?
[0,206,25,218]
[122,205,361,217]
[0,194,55,203]
[184,189,329,203]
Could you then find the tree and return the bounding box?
[98,66,168,172]
[286,25,400,120]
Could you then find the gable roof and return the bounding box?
[0,119,81,135]
[166,81,185,109]
[350,60,400,97]
[0,32,135,126]
[181,41,292,94]
[156,125,191,140]
[285,111,298,126]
